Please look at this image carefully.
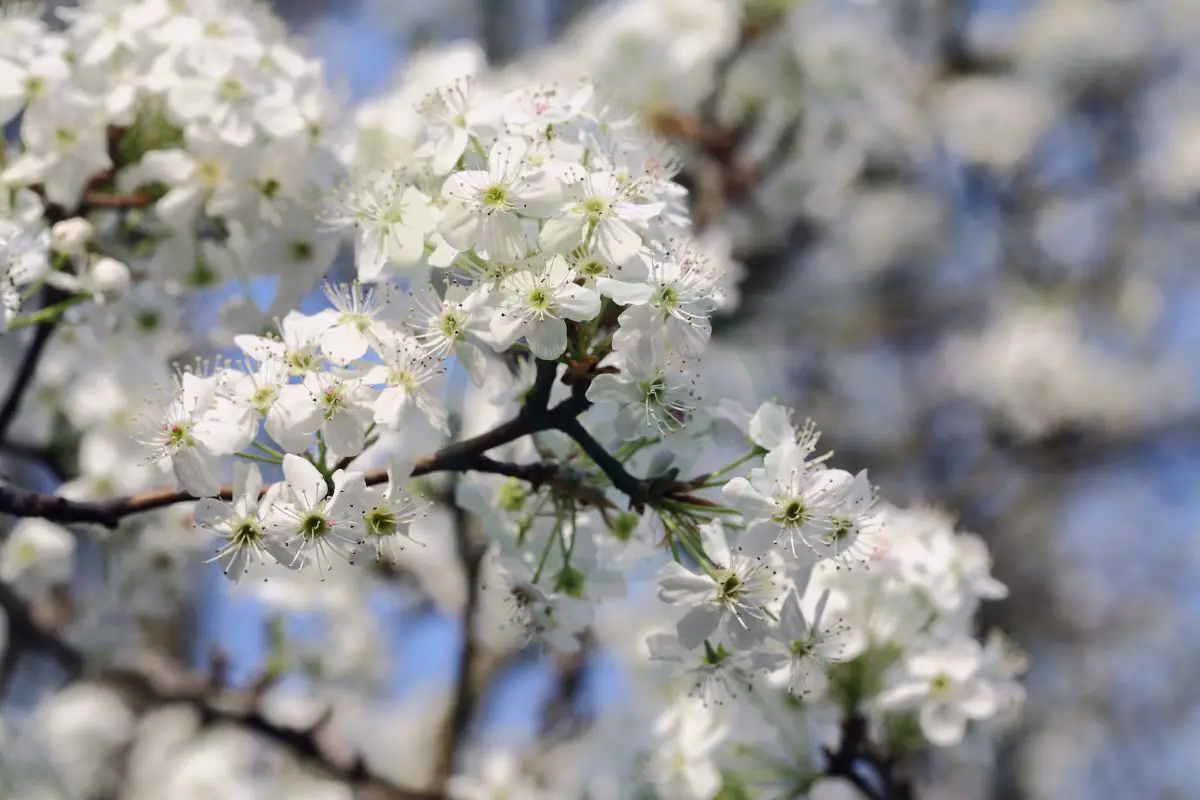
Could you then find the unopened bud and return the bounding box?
[88,256,131,302]
[50,217,94,257]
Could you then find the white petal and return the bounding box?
[538,213,584,254]
[282,453,327,506]
[595,278,653,305]
[234,461,263,508]
[555,284,600,321]
[593,217,642,266]
[675,606,721,651]
[919,702,967,747]
[657,562,714,604]
[173,447,221,497]
[526,317,568,359]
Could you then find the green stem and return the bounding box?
[251,440,285,459]
[532,504,565,584]
[235,451,283,466]
[6,294,89,331]
[707,449,760,481]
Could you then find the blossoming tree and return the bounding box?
[0,1,1022,798]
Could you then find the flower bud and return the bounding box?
[88,256,131,302]
[50,217,94,257]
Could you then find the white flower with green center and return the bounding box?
[0,518,74,597]
[226,356,320,453]
[586,335,698,440]
[646,632,756,709]
[318,280,407,365]
[755,588,865,698]
[266,454,365,575]
[235,309,337,377]
[362,328,448,434]
[356,458,427,565]
[136,369,250,497]
[876,639,1000,747]
[722,439,854,559]
[539,171,662,266]
[656,521,779,651]
[489,255,601,359]
[414,76,498,175]
[194,462,296,583]
[321,169,437,281]
[599,255,718,358]
[439,139,561,260]
[407,283,490,387]
[298,372,377,457]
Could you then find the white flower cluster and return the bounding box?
[0,0,348,311]
[0,3,1026,798]
[448,406,1027,796]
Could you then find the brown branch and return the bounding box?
[0,378,592,528]
[0,581,86,681]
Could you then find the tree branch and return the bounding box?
[823,713,914,800]
[0,288,64,448]
[432,489,486,789]
[0,358,649,528]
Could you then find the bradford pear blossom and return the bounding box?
[223,356,320,453]
[656,520,779,650]
[0,518,75,598]
[266,454,364,573]
[439,139,561,260]
[116,132,261,230]
[361,327,449,434]
[754,588,866,698]
[489,254,601,359]
[876,639,1000,746]
[300,371,377,457]
[415,75,501,174]
[722,438,857,558]
[586,335,698,440]
[601,255,719,357]
[321,169,439,281]
[407,283,491,386]
[354,458,426,565]
[1,91,111,210]
[645,631,756,708]
[135,369,253,497]
[318,280,408,365]
[166,45,276,147]
[235,309,337,377]
[194,461,297,583]
[644,699,728,800]
[0,38,70,124]
[538,171,662,266]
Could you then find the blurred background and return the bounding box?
[10,0,1200,797]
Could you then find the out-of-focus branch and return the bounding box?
[0,287,66,449]
[432,489,486,790]
[0,577,437,798]
[823,713,914,800]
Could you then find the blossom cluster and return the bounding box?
[0,2,1024,799]
[0,0,348,324]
